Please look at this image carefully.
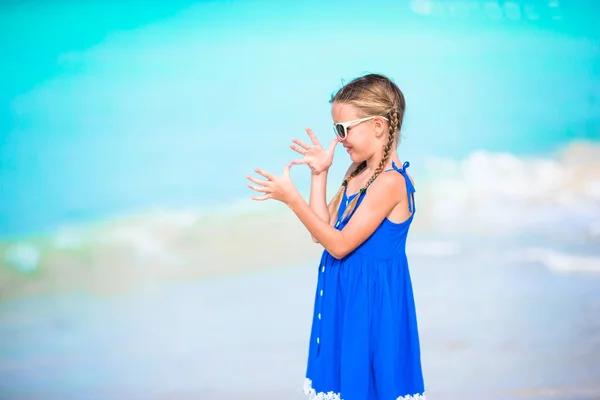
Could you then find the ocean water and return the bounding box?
[1,0,599,240]
[1,0,599,289]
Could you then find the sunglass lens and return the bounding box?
[335,124,346,140]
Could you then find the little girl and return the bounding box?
[247,73,425,400]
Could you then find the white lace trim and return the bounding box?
[303,378,426,400]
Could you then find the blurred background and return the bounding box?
[1,0,599,399]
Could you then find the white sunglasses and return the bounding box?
[333,116,389,140]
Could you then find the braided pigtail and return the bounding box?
[327,161,366,225]
[340,108,399,221]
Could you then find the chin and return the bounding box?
[349,152,365,163]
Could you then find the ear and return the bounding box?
[372,116,387,138]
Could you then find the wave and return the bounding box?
[418,141,600,238]
[512,247,600,275]
[1,141,599,291]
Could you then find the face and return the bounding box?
[331,102,388,163]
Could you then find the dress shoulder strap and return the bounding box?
[385,160,416,213]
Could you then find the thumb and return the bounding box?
[284,162,293,176]
[328,137,340,152]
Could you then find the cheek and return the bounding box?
[347,131,367,148]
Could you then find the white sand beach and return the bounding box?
[1,236,600,399]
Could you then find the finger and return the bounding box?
[306,128,321,146]
[254,168,275,181]
[247,184,268,193]
[247,175,270,186]
[290,144,307,155]
[292,138,311,150]
[328,137,340,151]
[284,162,292,176]
[251,194,272,201]
[289,159,308,166]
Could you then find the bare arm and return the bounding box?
[308,171,329,243]
[287,172,405,259]
[309,163,359,243]
[309,171,329,223]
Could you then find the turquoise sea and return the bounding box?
[1,0,599,239]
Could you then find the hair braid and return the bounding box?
[327,161,366,225]
[340,108,398,221]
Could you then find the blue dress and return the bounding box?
[303,161,425,400]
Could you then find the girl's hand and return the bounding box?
[290,128,338,175]
[247,163,301,204]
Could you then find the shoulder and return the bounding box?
[364,170,406,205]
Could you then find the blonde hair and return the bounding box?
[328,73,406,225]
